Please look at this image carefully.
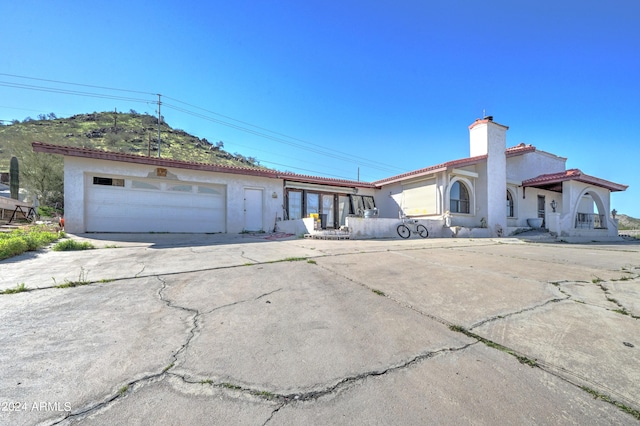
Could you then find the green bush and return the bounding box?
[0,238,29,260]
[21,231,59,250]
[52,239,94,251]
[0,226,62,260]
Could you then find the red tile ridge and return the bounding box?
[523,169,627,192]
[32,142,375,188]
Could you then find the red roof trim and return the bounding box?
[372,155,486,186]
[373,144,535,186]
[522,169,628,192]
[468,118,509,130]
[31,142,375,188]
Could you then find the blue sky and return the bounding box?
[1,0,639,216]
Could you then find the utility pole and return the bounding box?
[157,94,162,158]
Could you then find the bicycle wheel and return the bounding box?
[397,224,411,239]
[416,224,429,238]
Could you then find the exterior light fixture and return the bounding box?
[272,192,278,198]
[550,199,557,212]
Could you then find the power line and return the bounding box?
[0,73,407,175]
[258,160,354,180]
[163,94,404,173]
[0,73,156,96]
[162,102,402,173]
[0,82,151,104]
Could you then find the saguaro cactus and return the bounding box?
[10,156,19,200]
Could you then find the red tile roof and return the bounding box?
[372,143,537,186]
[522,169,628,192]
[31,142,375,189]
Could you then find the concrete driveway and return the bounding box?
[1,234,639,425]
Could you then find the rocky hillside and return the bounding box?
[617,214,640,230]
[0,111,264,171]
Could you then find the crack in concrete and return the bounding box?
[203,288,283,314]
[593,278,640,319]
[47,279,288,424]
[262,402,286,426]
[536,357,640,409]
[134,264,146,278]
[317,253,640,419]
[156,276,202,362]
[48,374,164,425]
[240,250,260,264]
[173,342,476,405]
[468,297,568,329]
[48,275,202,425]
[448,326,640,416]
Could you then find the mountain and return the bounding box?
[0,111,265,171]
[0,111,267,208]
[617,214,640,230]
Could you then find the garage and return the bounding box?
[85,175,226,233]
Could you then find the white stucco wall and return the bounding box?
[346,217,443,239]
[375,182,405,219]
[63,157,284,234]
[506,151,566,182]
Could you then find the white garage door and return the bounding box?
[86,176,226,233]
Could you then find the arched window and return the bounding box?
[506,190,514,217]
[450,181,470,213]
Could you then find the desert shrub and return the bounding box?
[52,239,94,251]
[0,238,29,260]
[0,226,62,260]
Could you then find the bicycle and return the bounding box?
[397,217,429,239]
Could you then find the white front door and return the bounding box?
[244,188,263,231]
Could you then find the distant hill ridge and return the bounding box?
[617,214,640,230]
[0,111,266,171]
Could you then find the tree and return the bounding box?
[19,151,64,207]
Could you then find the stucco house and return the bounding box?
[32,117,627,240]
[371,117,627,239]
[31,142,375,234]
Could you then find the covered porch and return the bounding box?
[522,169,628,241]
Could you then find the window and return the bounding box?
[450,181,470,213]
[131,180,160,190]
[168,184,193,192]
[287,191,302,220]
[198,186,222,195]
[349,195,375,216]
[93,177,124,187]
[506,190,514,217]
[306,193,319,214]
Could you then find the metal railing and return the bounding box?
[575,213,605,229]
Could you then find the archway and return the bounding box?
[573,188,607,229]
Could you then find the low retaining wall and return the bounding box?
[277,217,514,240]
[346,217,445,239]
[275,218,314,236]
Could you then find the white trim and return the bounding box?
[284,181,357,194]
[451,168,479,178]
